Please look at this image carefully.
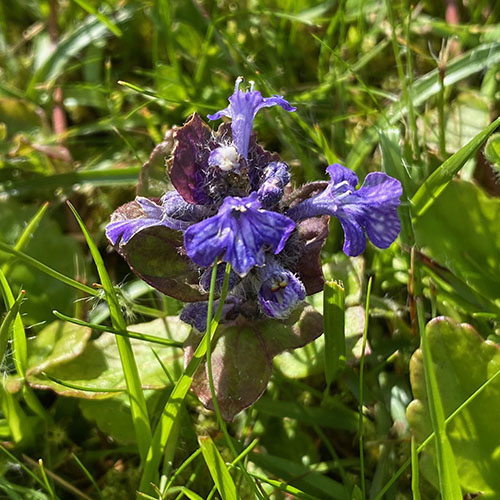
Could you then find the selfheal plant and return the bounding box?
[106,78,402,420]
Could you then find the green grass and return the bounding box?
[1,0,499,498]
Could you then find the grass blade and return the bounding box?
[323,281,345,389]
[0,270,27,376]
[0,289,24,366]
[67,202,152,464]
[411,115,500,218]
[139,263,232,495]
[358,277,372,500]
[2,167,141,198]
[411,436,421,500]
[1,201,49,275]
[198,435,240,500]
[346,42,500,171]
[72,453,102,499]
[52,310,183,348]
[27,9,133,97]
[0,241,97,297]
[416,297,462,499]
[181,488,204,500]
[71,0,122,37]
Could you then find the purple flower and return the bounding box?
[258,260,306,319]
[184,192,295,276]
[106,192,208,246]
[257,161,290,208]
[208,145,240,172]
[208,77,296,159]
[287,164,402,256]
[180,296,242,333]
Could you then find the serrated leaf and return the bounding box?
[407,317,500,496]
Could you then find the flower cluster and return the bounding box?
[106,78,402,332]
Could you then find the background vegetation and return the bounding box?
[1,0,500,498]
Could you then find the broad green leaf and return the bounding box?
[198,435,240,500]
[79,391,163,446]
[26,321,91,378]
[27,318,189,398]
[411,115,500,218]
[414,180,500,312]
[407,317,500,496]
[416,307,462,500]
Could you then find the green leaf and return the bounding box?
[414,180,500,312]
[408,317,500,496]
[0,290,24,368]
[26,320,91,378]
[323,281,345,386]
[2,167,141,199]
[411,116,500,219]
[180,488,204,500]
[416,305,462,499]
[198,435,240,500]
[27,317,188,398]
[71,0,122,37]
[442,93,490,155]
[484,133,500,170]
